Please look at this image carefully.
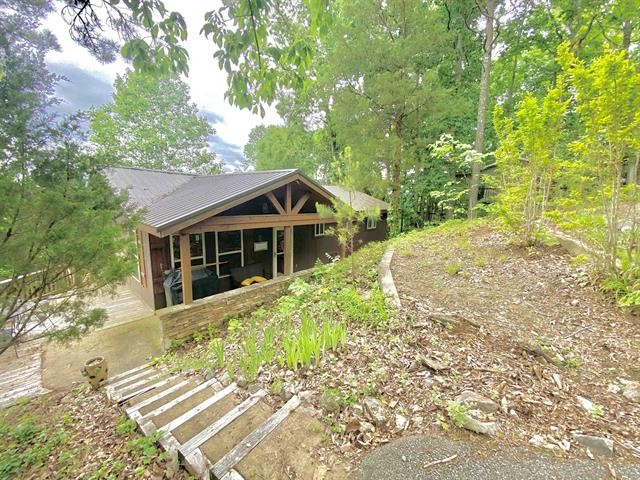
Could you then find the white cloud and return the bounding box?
[42,1,281,167]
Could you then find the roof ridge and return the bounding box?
[109,165,298,178]
[220,168,298,175]
[108,165,197,177]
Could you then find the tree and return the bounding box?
[317,0,462,230]
[492,85,568,245]
[60,0,189,72]
[91,71,221,174]
[554,45,640,276]
[468,0,499,219]
[0,0,136,354]
[317,147,379,280]
[243,123,333,178]
[399,134,477,229]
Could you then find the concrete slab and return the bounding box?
[41,315,163,391]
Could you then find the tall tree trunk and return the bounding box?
[389,116,403,232]
[390,157,402,231]
[622,19,632,52]
[453,32,464,89]
[468,0,496,219]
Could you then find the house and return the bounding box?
[106,167,388,310]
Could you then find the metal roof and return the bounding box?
[105,167,195,208]
[144,169,297,229]
[323,185,389,212]
[106,167,300,230]
[105,167,388,233]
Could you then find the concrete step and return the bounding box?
[104,365,310,480]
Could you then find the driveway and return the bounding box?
[350,435,640,480]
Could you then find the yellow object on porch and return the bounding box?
[240,275,268,286]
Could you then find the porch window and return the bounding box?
[314,223,326,237]
[366,217,378,230]
[169,230,244,279]
[217,231,243,278]
[171,233,205,268]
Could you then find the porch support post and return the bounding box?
[283,226,293,275]
[179,233,193,305]
[285,184,292,213]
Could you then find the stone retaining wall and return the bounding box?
[156,270,311,346]
[378,246,401,309]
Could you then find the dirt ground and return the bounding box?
[256,221,640,474]
[0,387,189,479]
[390,221,640,459]
[148,221,640,477]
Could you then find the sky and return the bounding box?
[43,1,280,170]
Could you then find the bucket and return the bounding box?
[83,356,108,389]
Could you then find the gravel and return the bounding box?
[350,435,640,480]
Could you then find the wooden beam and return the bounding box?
[179,233,193,304]
[291,192,310,214]
[283,226,293,275]
[126,380,190,420]
[182,213,335,234]
[285,184,292,213]
[138,378,222,423]
[265,191,285,215]
[156,383,238,434]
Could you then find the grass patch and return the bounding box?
[159,241,392,381]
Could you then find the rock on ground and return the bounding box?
[462,416,498,436]
[623,382,640,403]
[572,433,614,457]
[455,390,498,413]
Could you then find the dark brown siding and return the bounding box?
[354,216,388,248]
[293,216,388,271]
[293,224,341,271]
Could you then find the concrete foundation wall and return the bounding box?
[156,269,312,345]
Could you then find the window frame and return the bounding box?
[216,231,244,279]
[134,230,147,287]
[314,223,326,237]
[366,217,378,230]
[169,230,244,279]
